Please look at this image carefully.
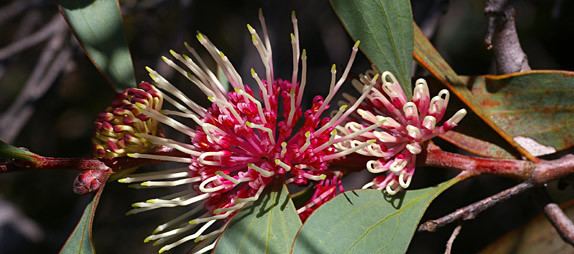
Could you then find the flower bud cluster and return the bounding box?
[93,82,163,159]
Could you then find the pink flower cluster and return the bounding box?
[93,11,467,254]
[336,71,466,194]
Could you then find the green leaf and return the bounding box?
[452,72,574,156]
[0,140,38,162]
[59,0,136,91]
[292,177,460,254]
[59,187,104,254]
[214,184,302,254]
[331,0,413,97]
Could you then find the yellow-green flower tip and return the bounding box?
[246,24,255,33]
[196,32,205,42]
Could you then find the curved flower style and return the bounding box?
[113,12,373,253]
[297,171,344,221]
[93,82,163,159]
[336,71,467,195]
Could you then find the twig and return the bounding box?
[0,199,43,242]
[531,154,574,184]
[420,0,449,38]
[444,225,462,254]
[2,156,108,172]
[535,190,574,246]
[419,142,574,232]
[422,143,574,183]
[0,146,184,174]
[14,10,42,40]
[0,0,38,26]
[419,181,534,232]
[543,203,574,246]
[484,0,530,73]
[0,15,65,61]
[0,24,69,142]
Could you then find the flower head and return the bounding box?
[114,11,372,253]
[336,71,467,195]
[93,82,163,159]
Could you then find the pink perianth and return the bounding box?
[341,72,467,194]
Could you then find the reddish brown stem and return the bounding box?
[1,146,185,174]
[419,143,574,233]
[27,157,109,171]
[421,143,534,179]
[531,154,574,184]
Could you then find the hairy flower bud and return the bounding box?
[73,169,112,194]
[93,82,163,159]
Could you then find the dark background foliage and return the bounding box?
[0,0,572,253]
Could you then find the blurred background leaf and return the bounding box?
[59,0,136,90]
[331,0,413,97]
